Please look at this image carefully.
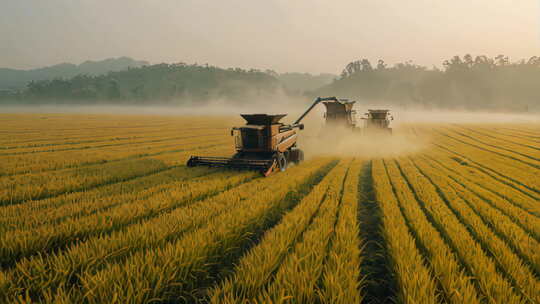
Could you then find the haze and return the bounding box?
[1,1,539,74]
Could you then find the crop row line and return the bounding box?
[2,158,336,303]
[0,124,224,147]
[384,159,480,303]
[444,127,540,162]
[420,155,540,240]
[0,170,256,268]
[432,143,540,197]
[255,160,351,303]
[0,166,218,232]
[424,152,540,217]
[0,132,224,156]
[0,125,223,150]
[395,158,526,303]
[435,130,540,170]
[410,157,540,302]
[210,159,351,303]
[1,139,226,178]
[68,159,336,303]
[356,161,395,303]
[372,159,440,303]
[0,143,229,205]
[315,159,364,304]
[455,125,540,151]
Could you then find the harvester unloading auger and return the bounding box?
[186,96,338,176]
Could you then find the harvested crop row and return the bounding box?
[371,159,440,303]
[384,159,480,304]
[211,159,352,303]
[3,158,335,303]
[412,157,540,301]
[396,158,526,303]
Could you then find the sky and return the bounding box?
[1,0,539,74]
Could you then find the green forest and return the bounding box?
[2,55,539,111]
[1,63,282,105]
[314,55,540,111]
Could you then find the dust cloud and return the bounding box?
[298,124,428,159]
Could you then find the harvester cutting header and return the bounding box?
[187,96,394,176]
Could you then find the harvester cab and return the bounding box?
[362,109,393,134]
[186,96,337,176]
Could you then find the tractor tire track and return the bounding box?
[360,161,399,304]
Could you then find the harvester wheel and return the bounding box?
[289,148,304,164]
[277,153,288,171]
[186,157,196,167]
[297,149,304,163]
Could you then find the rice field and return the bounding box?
[0,113,539,304]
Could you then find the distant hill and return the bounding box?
[2,63,283,104]
[0,57,148,90]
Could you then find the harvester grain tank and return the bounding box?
[322,98,357,129]
[187,96,339,176]
[362,109,393,134]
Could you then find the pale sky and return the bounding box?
[1,1,539,74]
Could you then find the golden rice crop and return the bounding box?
[1,114,539,303]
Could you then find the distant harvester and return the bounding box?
[362,109,393,134]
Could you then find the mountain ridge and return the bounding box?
[0,57,149,90]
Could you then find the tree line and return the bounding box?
[313,55,540,111]
[1,63,282,105]
[2,55,539,111]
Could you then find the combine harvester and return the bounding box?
[321,97,357,129]
[187,96,339,176]
[187,96,395,176]
[361,109,394,134]
[318,97,394,135]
